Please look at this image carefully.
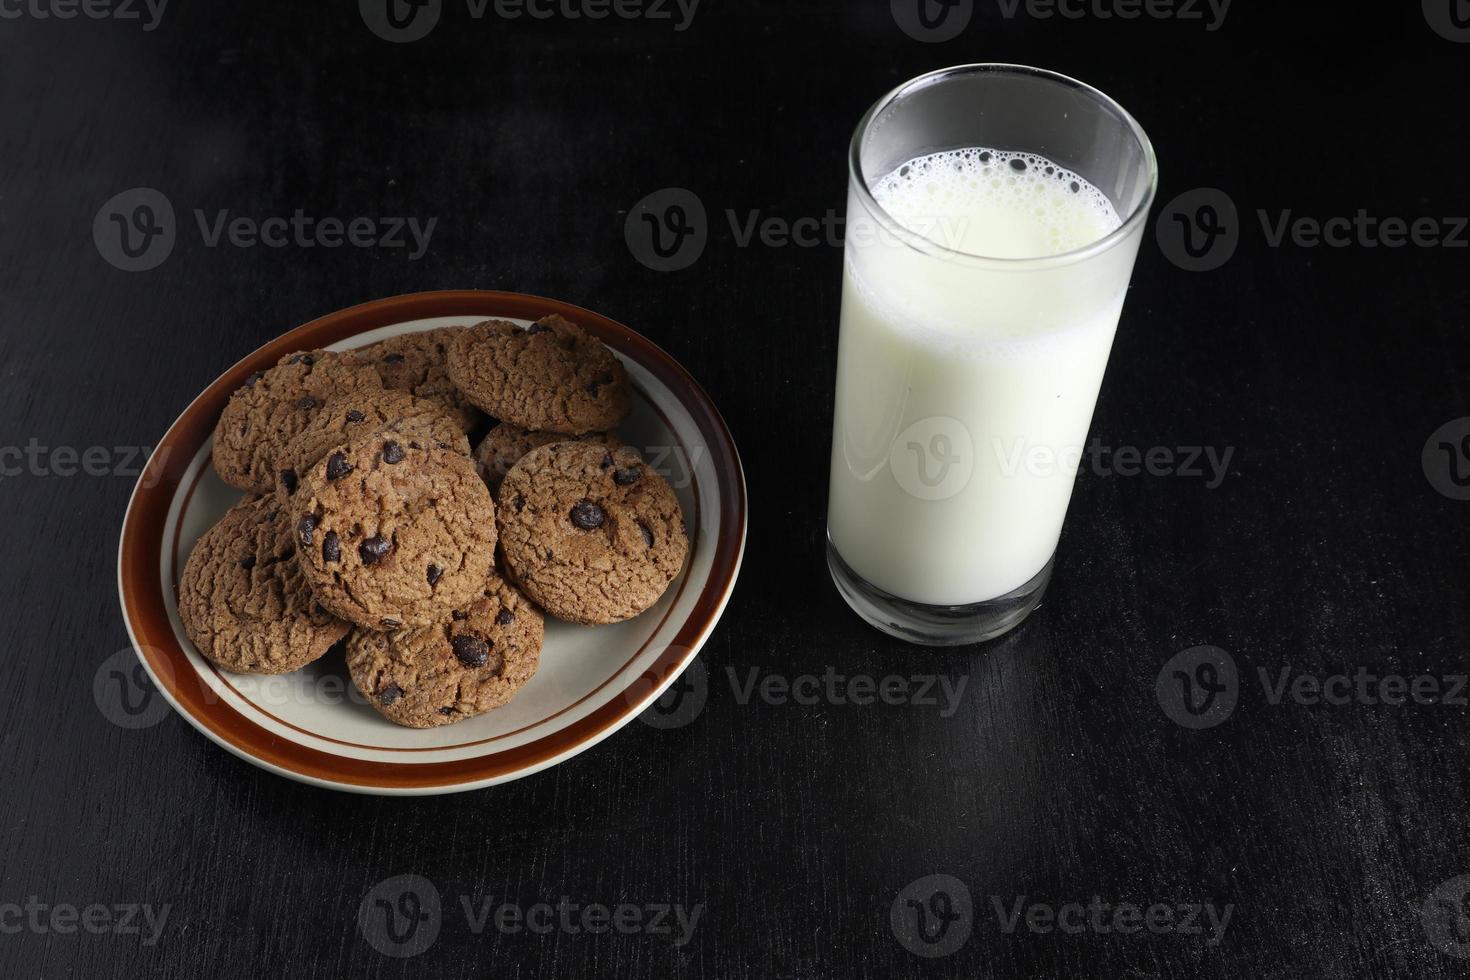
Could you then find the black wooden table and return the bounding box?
[3,3,1467,977]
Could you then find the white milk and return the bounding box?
[828,148,1137,606]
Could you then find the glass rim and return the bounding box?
[848,63,1160,269]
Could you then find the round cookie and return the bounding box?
[212,349,383,495]
[445,315,631,435]
[275,389,470,497]
[497,441,688,625]
[346,571,543,728]
[473,423,619,498]
[177,494,351,674]
[356,327,482,432]
[294,434,498,630]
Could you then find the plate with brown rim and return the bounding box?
[117,290,746,795]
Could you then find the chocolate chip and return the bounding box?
[495,609,515,626]
[313,602,329,617]
[325,451,353,480]
[322,530,341,563]
[280,469,299,495]
[380,617,401,629]
[297,514,316,546]
[513,494,526,513]
[427,564,443,586]
[378,683,403,706]
[638,521,654,548]
[382,353,405,364]
[614,467,642,486]
[382,441,405,465]
[526,323,551,335]
[345,409,365,423]
[437,706,456,716]
[451,610,468,621]
[239,555,256,570]
[452,635,490,668]
[289,353,315,366]
[359,535,391,564]
[570,500,605,530]
[243,370,263,388]
[295,395,317,411]
[585,372,614,397]
[601,453,615,469]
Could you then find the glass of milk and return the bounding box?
[827,64,1158,645]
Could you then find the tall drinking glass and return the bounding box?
[826,64,1158,645]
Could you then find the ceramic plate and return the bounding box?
[117,290,746,794]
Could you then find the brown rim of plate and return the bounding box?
[116,290,746,792]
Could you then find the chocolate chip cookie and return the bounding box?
[213,349,383,495]
[346,571,543,728]
[498,441,687,624]
[472,423,619,497]
[294,434,498,630]
[178,494,351,673]
[275,389,470,496]
[357,327,482,432]
[445,315,631,435]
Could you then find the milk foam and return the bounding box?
[871,147,1121,258]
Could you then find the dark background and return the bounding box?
[3,1,1468,976]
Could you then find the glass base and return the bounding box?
[826,539,1053,646]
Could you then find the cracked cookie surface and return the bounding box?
[356,327,482,432]
[294,432,497,630]
[445,315,630,435]
[178,494,351,673]
[497,441,687,624]
[472,422,618,498]
[275,389,469,499]
[212,349,383,495]
[346,570,543,728]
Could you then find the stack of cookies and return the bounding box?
[178,315,689,729]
